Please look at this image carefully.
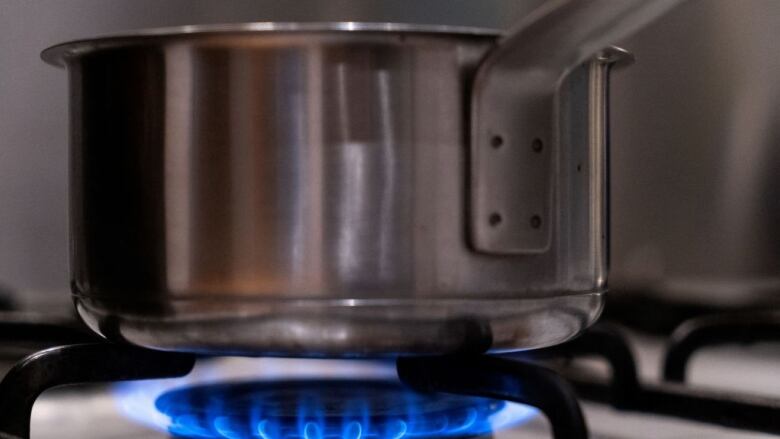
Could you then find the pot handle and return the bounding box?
[470,0,683,254]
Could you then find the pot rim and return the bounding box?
[41,21,500,67]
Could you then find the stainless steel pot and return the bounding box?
[42,0,679,357]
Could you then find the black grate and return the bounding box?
[2,311,780,438]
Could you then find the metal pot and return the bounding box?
[42,0,679,357]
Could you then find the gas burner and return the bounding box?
[155,380,534,439]
[4,308,780,438]
[0,321,587,439]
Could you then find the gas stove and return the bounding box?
[2,300,779,439]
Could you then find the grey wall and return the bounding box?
[610,0,780,304]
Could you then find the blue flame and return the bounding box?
[113,358,538,439]
[152,380,534,439]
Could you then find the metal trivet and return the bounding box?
[534,323,780,435]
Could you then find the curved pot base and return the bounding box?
[75,292,604,357]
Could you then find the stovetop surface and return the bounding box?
[24,330,780,439]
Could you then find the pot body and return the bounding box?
[48,24,611,356]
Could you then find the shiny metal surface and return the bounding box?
[44,1,680,356]
[41,22,499,67]
[471,0,678,254]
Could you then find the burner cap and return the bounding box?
[155,379,527,439]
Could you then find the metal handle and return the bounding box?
[470,0,682,254]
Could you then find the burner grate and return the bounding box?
[663,311,780,382]
[529,322,780,435]
[6,312,779,438]
[0,319,584,439]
